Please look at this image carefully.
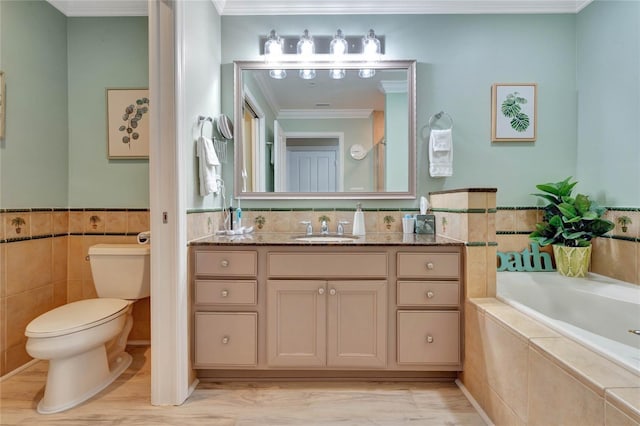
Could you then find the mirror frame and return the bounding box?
[233,60,417,200]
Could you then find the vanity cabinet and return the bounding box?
[191,244,463,376]
[192,250,259,368]
[396,252,461,366]
[266,279,387,368]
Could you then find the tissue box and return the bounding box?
[415,214,435,234]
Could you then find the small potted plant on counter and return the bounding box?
[529,176,614,277]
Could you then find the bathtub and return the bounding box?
[497,271,640,375]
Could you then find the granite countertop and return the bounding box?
[189,232,464,246]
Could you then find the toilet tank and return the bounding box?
[88,244,150,299]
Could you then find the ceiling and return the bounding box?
[47,0,593,17]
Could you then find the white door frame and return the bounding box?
[243,86,266,192]
[148,0,192,406]
[276,131,344,192]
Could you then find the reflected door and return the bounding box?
[287,147,337,192]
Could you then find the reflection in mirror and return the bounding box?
[234,60,416,199]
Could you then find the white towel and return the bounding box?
[196,136,220,196]
[428,128,453,177]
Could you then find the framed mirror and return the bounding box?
[234,60,416,199]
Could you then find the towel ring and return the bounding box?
[198,115,214,138]
[428,111,454,130]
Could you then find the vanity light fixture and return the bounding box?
[329,29,348,79]
[264,30,286,79]
[362,29,381,60]
[297,29,316,79]
[259,29,385,80]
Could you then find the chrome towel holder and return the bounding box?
[428,110,454,130]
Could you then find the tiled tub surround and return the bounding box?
[465,298,640,425]
[0,208,151,377]
[496,207,640,285]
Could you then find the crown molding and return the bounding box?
[46,0,593,17]
[378,80,407,94]
[278,109,373,119]
[218,0,595,16]
[47,0,148,17]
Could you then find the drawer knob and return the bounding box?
[220,289,229,298]
[220,259,229,268]
[329,288,336,296]
[222,336,230,344]
[426,262,434,270]
[426,291,435,299]
[318,288,325,295]
[426,335,434,344]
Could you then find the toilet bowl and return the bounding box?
[25,244,150,414]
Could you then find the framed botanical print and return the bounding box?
[491,83,537,142]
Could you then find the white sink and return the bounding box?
[295,235,358,243]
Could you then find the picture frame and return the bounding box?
[491,83,537,142]
[106,88,150,159]
[0,71,5,139]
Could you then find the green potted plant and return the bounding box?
[529,177,614,277]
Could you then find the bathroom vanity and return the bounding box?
[190,234,464,380]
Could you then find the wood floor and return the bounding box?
[0,346,487,425]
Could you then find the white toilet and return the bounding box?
[25,243,150,414]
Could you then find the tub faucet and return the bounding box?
[320,220,329,235]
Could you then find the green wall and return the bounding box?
[221,14,578,207]
[0,1,148,209]
[67,17,149,208]
[576,0,640,207]
[0,0,68,208]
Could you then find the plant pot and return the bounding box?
[552,244,592,278]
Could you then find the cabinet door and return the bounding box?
[266,280,327,367]
[327,280,387,368]
[194,312,257,367]
[397,311,460,366]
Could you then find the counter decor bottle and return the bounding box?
[352,203,366,236]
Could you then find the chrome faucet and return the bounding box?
[300,221,313,235]
[320,220,329,235]
[337,220,349,235]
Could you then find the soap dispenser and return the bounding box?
[352,203,366,236]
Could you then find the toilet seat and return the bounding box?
[26,298,130,338]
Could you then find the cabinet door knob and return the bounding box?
[426,335,434,344]
[222,336,230,344]
[329,288,336,296]
[426,291,434,299]
[426,262,434,270]
[318,288,325,295]
[221,289,229,298]
[220,259,229,268]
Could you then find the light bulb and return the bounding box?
[269,69,287,79]
[330,69,346,79]
[359,68,376,79]
[297,29,314,58]
[299,69,316,80]
[264,30,283,61]
[330,29,348,57]
[362,29,381,60]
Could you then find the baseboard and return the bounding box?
[0,359,39,383]
[455,378,493,426]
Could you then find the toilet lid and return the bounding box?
[25,298,130,338]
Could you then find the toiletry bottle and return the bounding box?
[352,203,366,236]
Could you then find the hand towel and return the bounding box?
[196,136,220,196]
[428,128,453,177]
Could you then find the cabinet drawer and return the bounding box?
[397,281,460,307]
[195,251,257,277]
[397,311,460,365]
[194,312,257,367]
[195,280,257,305]
[397,252,460,279]
[268,252,387,278]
